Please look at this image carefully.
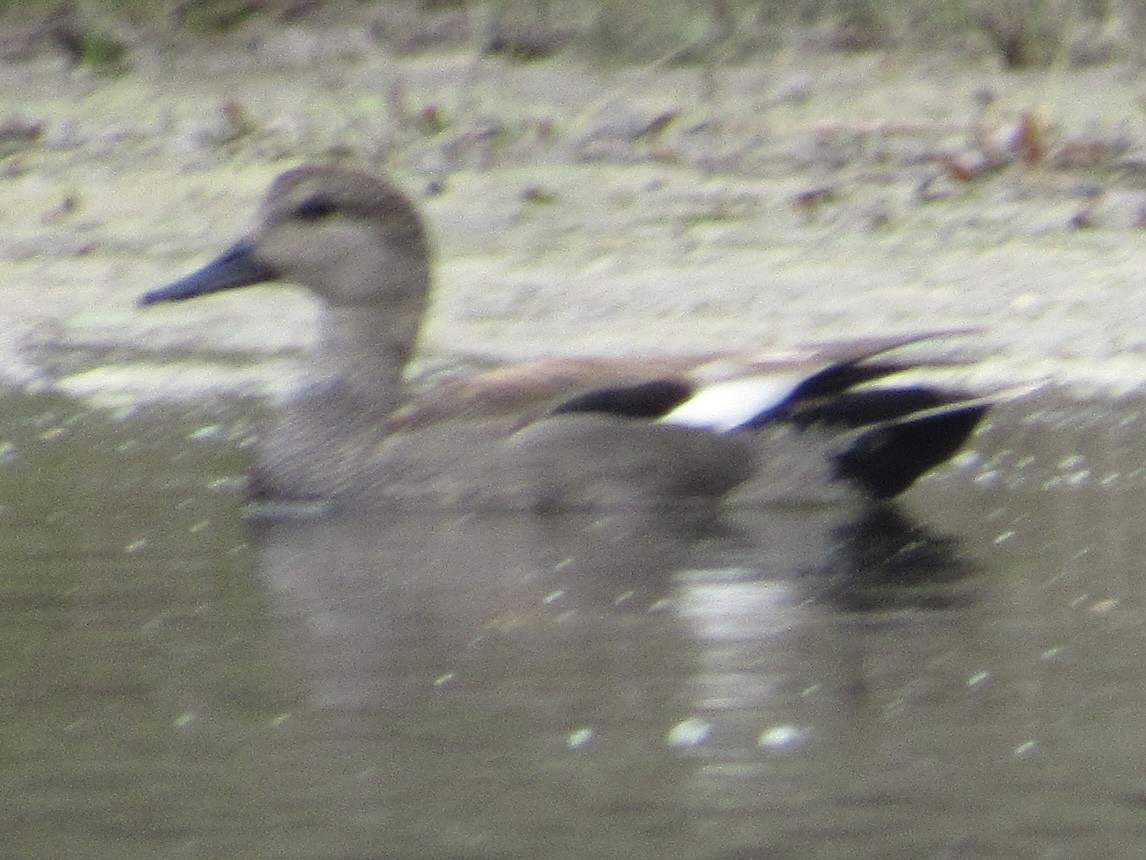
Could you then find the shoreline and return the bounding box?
[2,43,1146,406]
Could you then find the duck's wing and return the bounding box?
[551,330,994,501]
[388,330,979,435]
[659,329,982,434]
[387,354,712,432]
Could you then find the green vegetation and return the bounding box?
[0,0,1142,69]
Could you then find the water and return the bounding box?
[2,391,1146,859]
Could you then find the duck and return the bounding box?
[139,164,991,512]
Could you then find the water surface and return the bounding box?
[2,391,1145,859]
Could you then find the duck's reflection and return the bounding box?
[249,501,976,715]
[807,505,979,612]
[242,502,983,854]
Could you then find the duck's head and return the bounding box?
[139,165,432,310]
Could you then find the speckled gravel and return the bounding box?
[3,27,1146,407]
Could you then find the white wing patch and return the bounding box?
[659,374,806,433]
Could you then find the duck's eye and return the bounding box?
[294,193,339,221]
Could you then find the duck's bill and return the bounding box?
[138,240,277,306]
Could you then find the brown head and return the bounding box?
[140,164,432,317]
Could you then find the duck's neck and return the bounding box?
[309,304,420,418]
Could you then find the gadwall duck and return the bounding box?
[140,165,990,511]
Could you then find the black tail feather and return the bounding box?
[833,403,990,500]
[742,361,908,429]
[786,359,908,402]
[784,386,971,430]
